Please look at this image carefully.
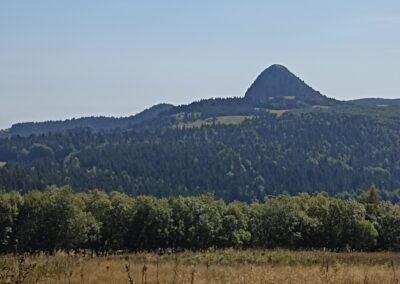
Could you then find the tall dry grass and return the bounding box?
[0,249,399,283]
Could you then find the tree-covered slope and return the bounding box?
[1,64,400,202]
[1,106,400,202]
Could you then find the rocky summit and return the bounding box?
[245,64,332,105]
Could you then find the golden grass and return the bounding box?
[1,249,399,284]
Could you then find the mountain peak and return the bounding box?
[268,64,289,71]
[245,64,331,106]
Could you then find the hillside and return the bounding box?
[2,65,397,137]
[1,65,400,202]
[1,64,338,137]
[1,106,400,202]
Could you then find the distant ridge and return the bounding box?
[4,103,173,137]
[350,98,400,107]
[2,64,400,137]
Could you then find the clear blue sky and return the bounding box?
[1,1,399,129]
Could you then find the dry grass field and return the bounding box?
[1,249,399,284]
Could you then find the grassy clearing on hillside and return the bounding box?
[253,108,289,117]
[1,249,399,283]
[177,115,253,128]
[0,162,6,168]
[268,109,288,117]
[213,115,253,125]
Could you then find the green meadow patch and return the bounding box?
[177,115,253,128]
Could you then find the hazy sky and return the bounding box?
[1,1,400,129]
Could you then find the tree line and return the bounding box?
[0,185,399,254]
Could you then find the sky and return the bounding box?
[1,1,400,129]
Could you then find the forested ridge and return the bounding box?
[1,64,400,202]
[1,109,400,202]
[3,103,174,137]
[0,185,399,254]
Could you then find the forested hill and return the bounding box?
[1,64,400,202]
[2,64,338,137]
[1,64,398,138]
[1,106,400,202]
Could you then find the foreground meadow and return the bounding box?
[1,249,399,284]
